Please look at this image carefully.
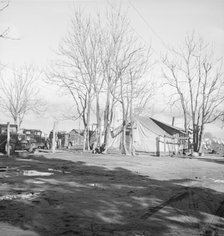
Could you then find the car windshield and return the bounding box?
[0,126,17,134]
[10,127,17,133]
[18,134,25,139]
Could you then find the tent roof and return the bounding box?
[136,116,171,137]
[150,118,186,136]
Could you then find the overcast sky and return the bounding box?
[0,0,224,136]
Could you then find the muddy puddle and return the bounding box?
[0,167,19,172]
[0,167,54,177]
[48,168,71,174]
[0,167,21,178]
[0,192,40,201]
[22,170,54,176]
[0,167,7,172]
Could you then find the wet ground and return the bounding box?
[0,151,224,236]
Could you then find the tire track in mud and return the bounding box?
[140,186,200,235]
[141,179,224,235]
[140,160,199,219]
[141,187,190,219]
[203,200,224,236]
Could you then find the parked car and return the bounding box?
[21,129,46,151]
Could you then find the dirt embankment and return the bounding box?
[0,152,224,236]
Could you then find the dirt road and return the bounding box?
[0,152,224,236]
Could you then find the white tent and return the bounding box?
[108,116,182,156]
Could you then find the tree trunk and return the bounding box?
[14,117,20,131]
[193,126,196,152]
[193,123,199,152]
[183,108,188,133]
[130,75,135,156]
[197,123,204,153]
[130,122,135,156]
[121,121,129,154]
[121,105,129,155]
[95,93,101,146]
[83,127,87,152]
[103,118,110,152]
[103,85,111,151]
[82,96,91,151]
[86,97,91,150]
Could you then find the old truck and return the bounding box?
[21,129,46,151]
[0,124,46,154]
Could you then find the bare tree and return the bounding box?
[0,65,44,129]
[98,10,152,154]
[108,38,151,154]
[100,11,124,152]
[47,69,93,151]
[48,8,153,154]
[162,58,189,133]
[163,33,224,152]
[128,56,152,155]
[118,50,151,155]
[88,14,105,147]
[47,11,97,151]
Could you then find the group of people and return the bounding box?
[91,143,106,154]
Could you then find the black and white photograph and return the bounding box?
[0,0,224,235]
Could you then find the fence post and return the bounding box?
[6,122,10,156]
[52,121,57,153]
[156,137,160,156]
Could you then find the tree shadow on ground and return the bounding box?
[0,154,224,236]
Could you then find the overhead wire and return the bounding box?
[106,0,159,56]
[128,0,170,52]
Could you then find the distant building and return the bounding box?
[67,129,84,149]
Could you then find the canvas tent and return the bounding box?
[107,116,186,156]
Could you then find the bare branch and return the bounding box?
[0,65,45,128]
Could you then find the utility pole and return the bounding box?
[6,122,10,156]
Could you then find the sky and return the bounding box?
[0,0,224,136]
